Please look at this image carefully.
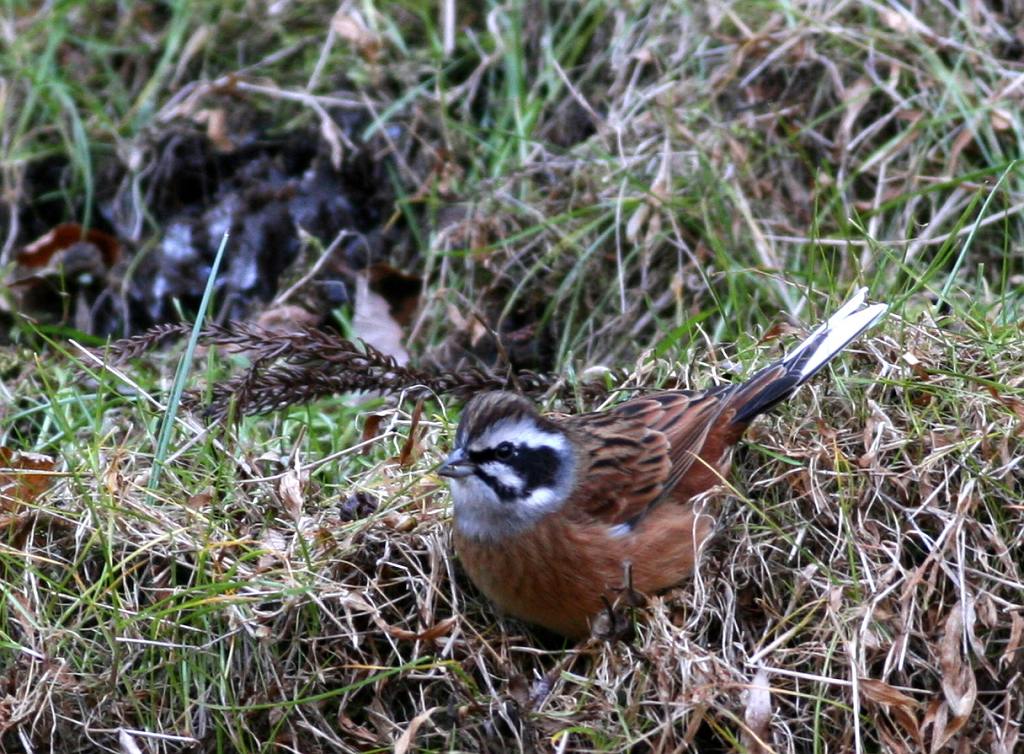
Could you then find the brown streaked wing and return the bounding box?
[564,391,709,525]
[652,367,792,497]
[643,388,734,495]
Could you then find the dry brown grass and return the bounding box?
[3,1,1024,752]
[6,312,1024,752]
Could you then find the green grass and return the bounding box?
[3,1,1024,752]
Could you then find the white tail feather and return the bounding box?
[783,287,887,384]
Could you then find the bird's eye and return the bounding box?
[494,441,515,460]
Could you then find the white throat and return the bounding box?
[450,476,571,541]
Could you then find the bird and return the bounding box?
[438,288,887,639]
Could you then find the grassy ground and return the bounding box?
[2,1,1024,752]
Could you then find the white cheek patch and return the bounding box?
[521,486,557,511]
[479,461,524,493]
[469,418,568,453]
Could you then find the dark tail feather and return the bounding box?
[729,288,887,426]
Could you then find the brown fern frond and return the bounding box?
[95,321,629,421]
[89,323,194,363]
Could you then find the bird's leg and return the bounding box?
[614,560,647,608]
[591,594,631,641]
[591,561,648,641]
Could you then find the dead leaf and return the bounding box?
[17,223,121,269]
[928,429,960,450]
[0,448,57,510]
[742,668,773,754]
[759,320,801,343]
[353,274,410,366]
[507,674,530,707]
[338,712,378,744]
[256,528,289,571]
[385,617,457,642]
[119,728,145,754]
[1002,612,1023,669]
[929,602,977,752]
[360,413,384,453]
[10,223,121,326]
[991,107,1013,131]
[367,263,422,327]
[877,722,914,754]
[393,706,438,754]
[446,302,469,332]
[861,678,918,708]
[880,8,916,33]
[319,114,345,171]
[987,386,1024,435]
[924,697,949,754]
[103,454,124,496]
[948,126,975,174]
[398,401,424,468]
[187,487,215,510]
[860,678,922,746]
[195,107,235,152]
[279,469,304,521]
[332,9,382,60]
[625,202,650,244]
[838,77,874,149]
[381,512,416,532]
[256,304,321,333]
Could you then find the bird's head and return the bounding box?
[439,391,577,541]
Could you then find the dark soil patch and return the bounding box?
[9,112,409,338]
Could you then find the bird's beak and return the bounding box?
[438,448,474,479]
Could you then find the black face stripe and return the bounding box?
[467,443,562,501]
[473,468,520,501]
[518,445,561,491]
[468,447,508,464]
[466,448,525,502]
